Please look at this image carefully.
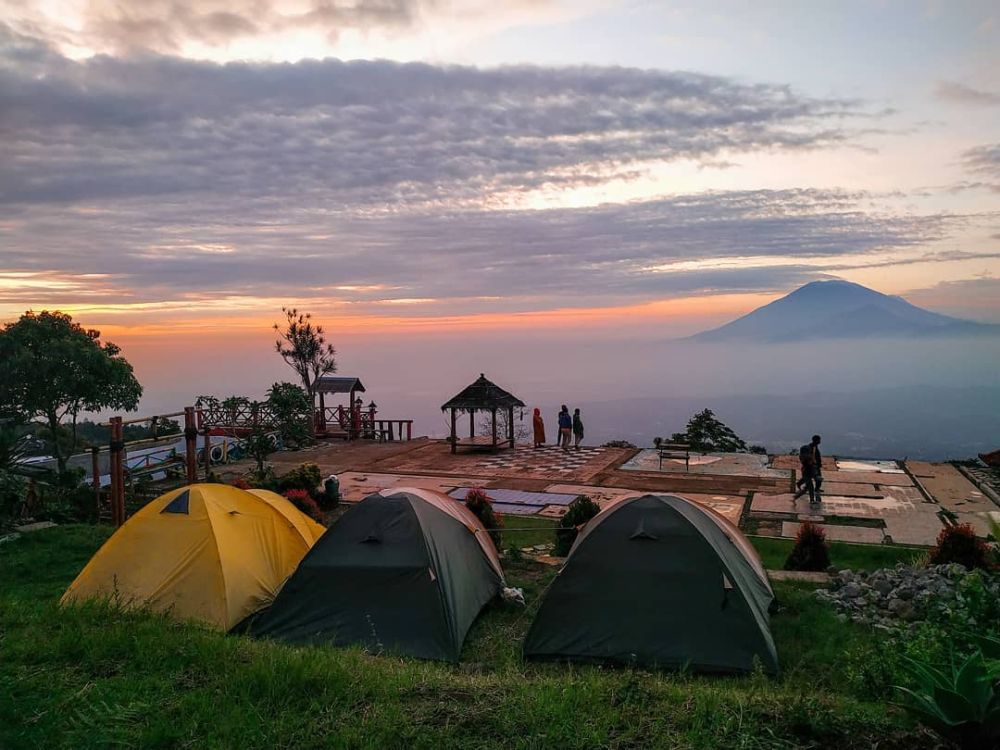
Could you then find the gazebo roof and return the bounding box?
[441,374,525,411]
[315,376,366,394]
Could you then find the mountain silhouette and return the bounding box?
[690,279,999,342]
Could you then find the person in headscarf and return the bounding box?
[532,408,546,449]
[572,408,584,450]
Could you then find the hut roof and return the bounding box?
[441,374,525,411]
[315,376,366,394]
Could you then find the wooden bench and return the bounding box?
[657,442,691,471]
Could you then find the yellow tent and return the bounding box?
[61,483,325,630]
[247,488,327,545]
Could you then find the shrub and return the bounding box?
[277,463,322,496]
[283,488,323,522]
[929,524,993,571]
[554,495,601,556]
[464,488,503,548]
[784,521,830,571]
[894,649,1000,749]
[601,440,637,449]
[266,382,313,449]
[229,477,251,490]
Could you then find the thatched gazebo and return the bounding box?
[441,374,525,453]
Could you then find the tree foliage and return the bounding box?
[273,308,336,402]
[266,382,313,448]
[670,408,747,453]
[0,311,142,473]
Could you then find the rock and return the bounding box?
[896,586,914,601]
[872,579,893,595]
[0,532,20,546]
[841,582,862,598]
[13,521,57,533]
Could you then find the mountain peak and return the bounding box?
[690,280,998,342]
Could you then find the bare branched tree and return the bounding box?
[478,409,529,444]
[273,308,337,404]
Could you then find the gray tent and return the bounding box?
[251,488,504,662]
[524,494,778,674]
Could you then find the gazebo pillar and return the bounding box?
[318,391,326,434]
[508,405,515,448]
[491,408,497,450]
[469,408,475,439]
[450,408,457,454]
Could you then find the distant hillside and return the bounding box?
[690,279,999,342]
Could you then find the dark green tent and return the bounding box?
[524,494,778,674]
[250,488,504,662]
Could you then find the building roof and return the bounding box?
[441,374,525,411]
[315,376,366,394]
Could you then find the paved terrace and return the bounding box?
[238,439,1000,547]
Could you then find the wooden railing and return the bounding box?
[316,406,412,441]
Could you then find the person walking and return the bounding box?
[532,408,546,449]
[572,408,584,450]
[793,434,823,504]
[557,405,572,451]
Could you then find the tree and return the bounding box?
[0,311,142,474]
[266,382,313,448]
[273,308,337,405]
[670,408,747,453]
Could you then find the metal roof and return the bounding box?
[315,376,366,394]
[441,373,525,411]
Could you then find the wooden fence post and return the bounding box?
[91,446,101,519]
[109,417,125,526]
[184,406,197,483]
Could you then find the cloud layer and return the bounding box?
[0,24,980,318]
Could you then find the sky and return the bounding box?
[0,0,998,419]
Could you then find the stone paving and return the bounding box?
[782,521,885,544]
[229,438,1000,547]
[621,450,788,479]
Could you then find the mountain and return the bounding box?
[690,280,1000,342]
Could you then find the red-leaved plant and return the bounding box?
[929,523,993,571]
[465,487,503,547]
[283,488,323,522]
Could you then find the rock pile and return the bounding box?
[815,564,998,630]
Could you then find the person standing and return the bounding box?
[793,434,823,503]
[557,405,572,451]
[532,408,546,449]
[572,408,584,450]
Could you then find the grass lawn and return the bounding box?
[0,525,932,749]
[749,535,926,572]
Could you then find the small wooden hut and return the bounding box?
[315,376,366,438]
[441,374,525,454]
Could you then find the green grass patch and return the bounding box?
[498,514,558,552]
[0,525,930,749]
[750,535,926,572]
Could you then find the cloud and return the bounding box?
[0,25,974,320]
[0,24,862,210]
[0,186,961,314]
[0,1,561,59]
[906,277,1000,323]
[933,80,1000,107]
[962,143,1000,178]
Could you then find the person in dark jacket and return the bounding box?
[572,408,584,450]
[557,405,572,451]
[794,434,823,503]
